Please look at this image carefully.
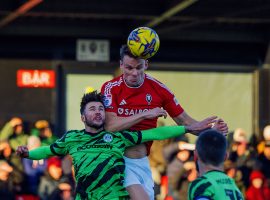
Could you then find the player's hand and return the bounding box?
[185,116,217,134]
[16,146,29,158]
[145,107,167,119]
[212,118,228,136]
[10,117,22,127]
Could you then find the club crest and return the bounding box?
[146,94,152,105]
[103,133,113,143]
[103,94,112,108]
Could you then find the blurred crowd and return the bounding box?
[149,123,270,200]
[1,117,270,200]
[0,117,75,200]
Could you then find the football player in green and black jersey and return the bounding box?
[16,91,216,200]
[188,129,244,200]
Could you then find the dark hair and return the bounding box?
[80,91,104,115]
[196,129,227,166]
[120,44,138,61]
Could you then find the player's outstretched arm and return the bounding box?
[141,116,217,142]
[16,145,54,160]
[173,111,198,126]
[173,112,228,135]
[105,107,167,132]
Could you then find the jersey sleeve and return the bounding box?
[118,130,142,148]
[28,146,54,160]
[141,126,186,142]
[101,81,118,113]
[50,132,70,156]
[157,82,184,118]
[188,177,214,200]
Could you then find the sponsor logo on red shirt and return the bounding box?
[118,108,150,116]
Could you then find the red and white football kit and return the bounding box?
[101,74,183,129]
[101,73,184,199]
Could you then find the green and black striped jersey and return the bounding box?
[50,129,142,200]
[188,170,244,200]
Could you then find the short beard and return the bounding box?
[85,117,104,130]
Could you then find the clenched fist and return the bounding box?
[16,146,29,158]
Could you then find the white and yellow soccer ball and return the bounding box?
[127,27,160,59]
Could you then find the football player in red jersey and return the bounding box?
[101,45,228,200]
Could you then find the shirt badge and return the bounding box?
[103,133,113,143]
[103,94,112,108]
[146,94,152,105]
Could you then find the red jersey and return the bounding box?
[101,74,184,153]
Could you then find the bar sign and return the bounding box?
[17,70,55,88]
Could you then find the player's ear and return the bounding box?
[120,60,124,71]
[81,115,85,122]
[144,60,149,70]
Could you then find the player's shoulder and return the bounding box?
[189,176,213,199]
[145,74,164,85]
[189,176,211,189]
[118,130,141,138]
[63,129,84,139]
[103,75,122,84]
[101,75,124,95]
[145,74,173,93]
[102,75,123,92]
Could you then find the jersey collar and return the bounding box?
[84,129,104,136]
[205,170,226,175]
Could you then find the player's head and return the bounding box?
[195,129,227,167]
[80,91,105,129]
[120,44,148,87]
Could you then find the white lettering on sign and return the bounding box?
[22,71,50,86]
[17,70,55,88]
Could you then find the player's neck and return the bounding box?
[198,162,224,177]
[85,126,104,133]
[123,74,145,88]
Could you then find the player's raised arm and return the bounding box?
[16,145,54,160]
[104,107,167,132]
[141,116,217,142]
[173,112,228,135]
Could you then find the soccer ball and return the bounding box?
[84,86,94,94]
[127,27,160,59]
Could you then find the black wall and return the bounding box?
[0,59,55,131]
[258,68,270,132]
